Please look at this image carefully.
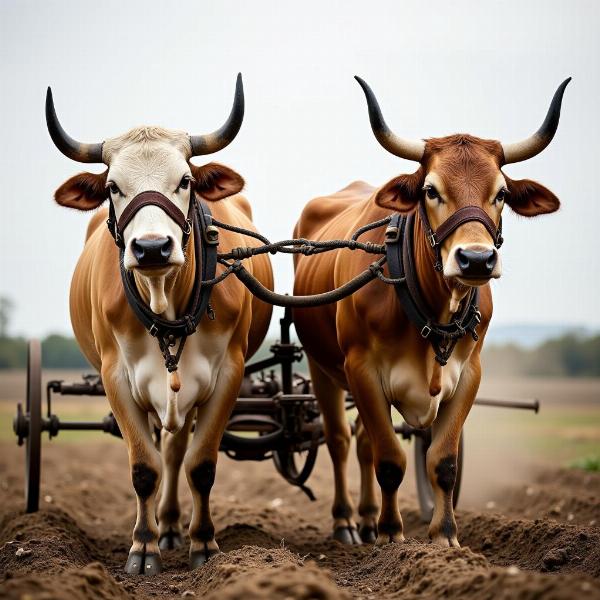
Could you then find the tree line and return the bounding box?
[0,332,598,376]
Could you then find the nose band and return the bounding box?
[418,202,503,271]
[107,190,193,249]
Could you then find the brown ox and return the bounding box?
[293,78,569,547]
[47,76,273,573]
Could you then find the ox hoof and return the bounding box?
[333,525,362,545]
[125,551,162,576]
[431,534,460,548]
[375,531,405,545]
[159,530,184,550]
[359,525,378,544]
[190,546,220,570]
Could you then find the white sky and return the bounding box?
[1,0,599,337]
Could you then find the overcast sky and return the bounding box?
[1,0,599,337]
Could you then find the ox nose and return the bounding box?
[456,248,497,278]
[131,237,173,267]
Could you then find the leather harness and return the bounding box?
[106,188,218,373]
[385,202,502,365]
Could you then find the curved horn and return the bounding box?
[355,76,424,162]
[502,78,571,164]
[45,88,104,163]
[190,73,245,156]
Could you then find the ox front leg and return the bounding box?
[427,362,480,547]
[346,352,406,545]
[157,414,194,550]
[102,366,163,575]
[184,353,244,570]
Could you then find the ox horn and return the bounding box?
[502,78,572,164]
[45,88,104,163]
[189,73,245,156]
[355,76,425,162]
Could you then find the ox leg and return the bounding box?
[355,416,379,543]
[309,359,361,545]
[102,366,163,575]
[184,353,244,570]
[427,361,480,547]
[346,352,406,545]
[157,414,193,550]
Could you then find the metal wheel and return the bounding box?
[414,428,463,523]
[273,442,319,487]
[25,339,42,513]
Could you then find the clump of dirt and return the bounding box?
[2,562,131,600]
[0,508,98,576]
[192,546,348,599]
[457,511,600,577]
[341,542,600,600]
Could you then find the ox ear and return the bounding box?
[190,162,245,201]
[504,175,560,217]
[374,168,424,213]
[54,171,108,211]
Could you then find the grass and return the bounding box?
[569,455,600,472]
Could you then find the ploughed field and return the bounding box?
[0,372,599,599]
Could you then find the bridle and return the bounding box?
[417,202,503,272]
[386,201,503,365]
[105,188,218,374]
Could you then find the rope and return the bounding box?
[202,216,393,308]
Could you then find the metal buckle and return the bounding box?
[182,218,192,236]
[203,224,219,246]
[428,232,437,247]
[385,226,400,243]
[149,323,159,337]
[421,325,432,338]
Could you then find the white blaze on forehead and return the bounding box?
[103,126,192,162]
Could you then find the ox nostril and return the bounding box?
[131,237,172,267]
[456,248,470,271]
[485,250,498,272]
[160,237,173,260]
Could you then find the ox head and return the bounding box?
[48,75,245,310]
[356,77,570,288]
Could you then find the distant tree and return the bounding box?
[0,296,14,338]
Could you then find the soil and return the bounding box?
[0,439,599,599]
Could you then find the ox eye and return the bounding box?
[178,176,191,191]
[107,182,123,197]
[494,188,508,205]
[424,185,441,202]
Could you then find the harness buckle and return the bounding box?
[149,323,159,337]
[182,218,192,236]
[204,225,219,246]
[428,232,437,247]
[384,226,400,243]
[421,325,432,339]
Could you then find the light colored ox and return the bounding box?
[293,77,569,547]
[46,76,273,573]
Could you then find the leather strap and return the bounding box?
[118,197,217,372]
[118,191,189,233]
[418,202,503,271]
[107,190,193,250]
[386,212,482,366]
